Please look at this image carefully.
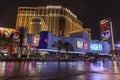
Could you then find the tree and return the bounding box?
[18,27,25,58]
[52,40,64,61]
[0,30,15,55]
[6,33,14,54]
[63,42,73,60]
[110,49,117,59]
[0,34,7,47]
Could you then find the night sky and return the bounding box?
[0,0,119,43]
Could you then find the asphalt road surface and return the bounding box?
[0,60,120,80]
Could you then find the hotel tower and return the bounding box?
[16,5,83,37]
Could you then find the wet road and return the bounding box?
[0,60,120,80]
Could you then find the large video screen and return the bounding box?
[84,42,89,50]
[98,44,103,51]
[76,40,83,49]
[90,43,102,51]
[38,31,48,49]
[101,30,110,40]
[33,35,40,46]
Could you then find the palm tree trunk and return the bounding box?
[58,49,61,61]
[18,47,22,59]
[27,50,30,58]
[66,49,69,61]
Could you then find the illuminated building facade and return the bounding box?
[38,31,110,55]
[16,5,83,37]
[83,28,91,40]
[15,5,110,55]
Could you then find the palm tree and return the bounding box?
[18,27,25,58]
[52,40,64,61]
[110,49,117,59]
[0,34,6,47]
[0,31,14,55]
[63,42,73,60]
[6,33,14,54]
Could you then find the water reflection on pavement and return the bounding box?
[0,61,120,80]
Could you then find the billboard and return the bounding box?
[90,43,102,51]
[84,42,89,50]
[100,18,115,50]
[100,18,110,31]
[101,30,110,40]
[33,35,40,46]
[38,31,48,49]
[100,18,111,40]
[76,40,83,49]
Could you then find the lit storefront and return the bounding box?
[28,31,110,55]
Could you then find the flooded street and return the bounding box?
[0,60,120,80]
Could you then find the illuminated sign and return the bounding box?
[38,31,48,49]
[76,40,83,49]
[33,35,40,46]
[90,43,102,51]
[47,5,62,9]
[100,23,109,31]
[100,19,110,31]
[98,44,103,51]
[101,30,110,40]
[84,42,89,50]
[100,18,111,41]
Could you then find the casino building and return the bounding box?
[38,31,110,55]
[16,5,83,37]
[15,5,110,56]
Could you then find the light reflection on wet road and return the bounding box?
[0,61,120,80]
